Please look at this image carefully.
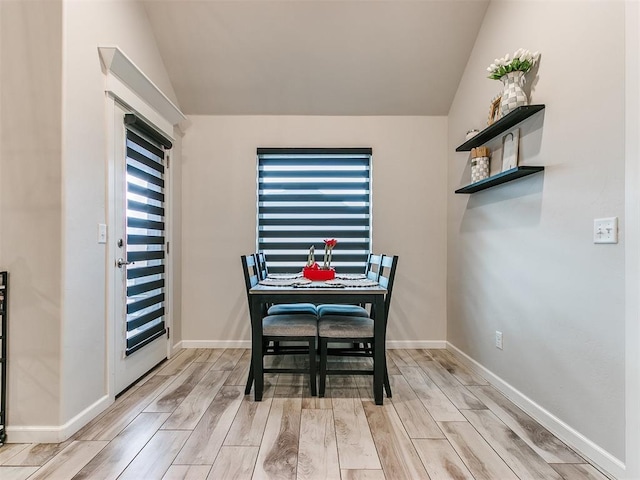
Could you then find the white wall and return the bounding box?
[447,0,626,474]
[0,0,180,442]
[181,116,448,347]
[0,0,63,429]
[60,0,180,427]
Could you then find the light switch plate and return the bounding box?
[98,223,107,244]
[594,217,618,244]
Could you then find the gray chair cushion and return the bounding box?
[318,316,374,338]
[263,314,318,337]
[317,304,368,318]
[268,303,318,316]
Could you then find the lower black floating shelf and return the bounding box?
[455,166,544,194]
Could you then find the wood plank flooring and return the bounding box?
[0,348,613,480]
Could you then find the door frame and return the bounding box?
[106,95,174,397]
[101,51,184,398]
[110,102,172,394]
[625,3,640,479]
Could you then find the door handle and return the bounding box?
[116,258,133,268]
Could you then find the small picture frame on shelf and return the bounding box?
[501,128,520,171]
[488,94,501,125]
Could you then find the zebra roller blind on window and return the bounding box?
[124,115,169,355]
[257,148,372,274]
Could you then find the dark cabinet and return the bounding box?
[0,271,7,444]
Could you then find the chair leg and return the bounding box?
[309,337,317,396]
[245,362,254,395]
[319,338,328,397]
[383,363,392,398]
[372,344,391,398]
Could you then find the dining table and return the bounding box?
[249,275,388,405]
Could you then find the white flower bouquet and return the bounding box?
[487,48,540,80]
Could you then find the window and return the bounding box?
[257,148,372,274]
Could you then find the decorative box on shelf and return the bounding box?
[303,265,335,281]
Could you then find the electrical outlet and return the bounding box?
[495,331,503,350]
[594,217,618,244]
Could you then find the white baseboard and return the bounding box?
[170,340,183,355]
[446,342,625,480]
[386,340,447,349]
[180,340,252,349]
[5,394,113,444]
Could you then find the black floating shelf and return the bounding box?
[456,105,545,152]
[455,166,544,194]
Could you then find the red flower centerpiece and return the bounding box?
[303,239,337,280]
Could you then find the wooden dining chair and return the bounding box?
[241,254,318,396]
[316,253,383,319]
[317,254,398,398]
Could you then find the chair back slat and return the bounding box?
[241,254,260,308]
[366,253,383,281]
[256,252,268,280]
[379,255,399,315]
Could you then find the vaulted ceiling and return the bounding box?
[142,0,489,116]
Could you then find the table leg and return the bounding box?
[250,296,264,401]
[373,295,385,405]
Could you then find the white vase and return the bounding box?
[499,71,528,117]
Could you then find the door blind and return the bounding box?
[257,148,372,274]
[124,118,168,355]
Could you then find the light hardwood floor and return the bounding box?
[0,348,613,480]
